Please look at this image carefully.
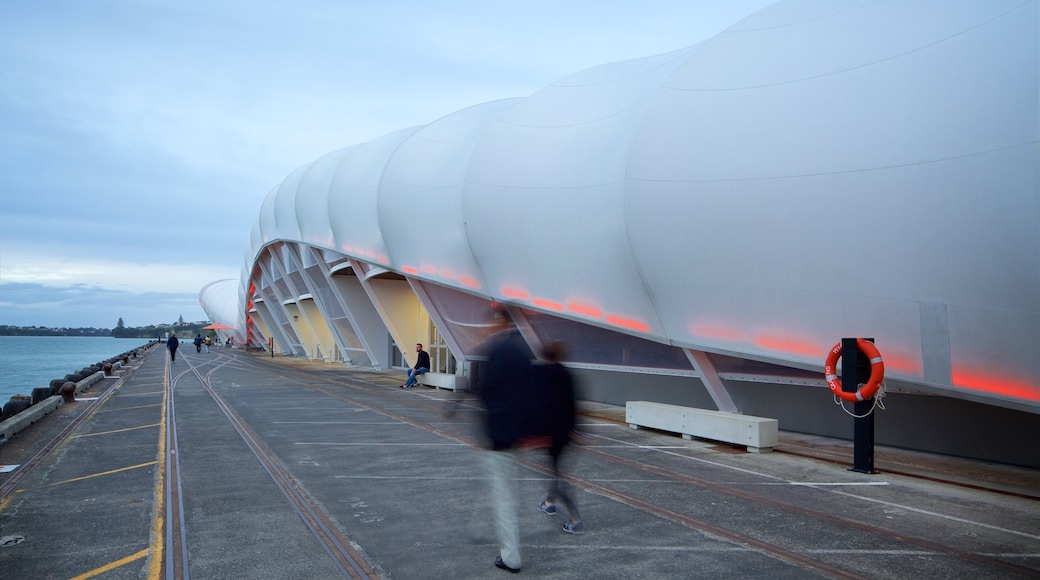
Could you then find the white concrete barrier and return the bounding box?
[0,365,125,444]
[416,372,467,391]
[626,401,778,453]
[0,396,63,444]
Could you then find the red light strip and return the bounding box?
[532,298,564,311]
[501,286,529,300]
[401,266,419,275]
[459,276,481,289]
[606,315,650,333]
[567,301,602,318]
[753,334,823,358]
[951,367,1040,402]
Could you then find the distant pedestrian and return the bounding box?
[168,335,179,362]
[478,306,537,574]
[534,341,583,534]
[194,334,203,353]
[204,336,211,353]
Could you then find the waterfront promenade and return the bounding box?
[1,346,1038,578]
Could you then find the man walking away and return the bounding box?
[168,335,180,362]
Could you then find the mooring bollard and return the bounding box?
[60,381,77,404]
[122,355,129,364]
[103,363,114,377]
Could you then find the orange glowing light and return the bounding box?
[951,367,1040,402]
[420,264,437,274]
[532,298,564,311]
[606,315,650,333]
[439,268,456,280]
[401,266,419,275]
[459,276,481,289]
[501,286,529,300]
[876,351,920,375]
[753,334,824,358]
[567,301,602,318]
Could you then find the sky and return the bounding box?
[0,0,776,329]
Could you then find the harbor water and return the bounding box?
[0,336,154,405]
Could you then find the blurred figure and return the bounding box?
[535,341,583,534]
[167,335,179,362]
[401,343,430,388]
[478,306,536,574]
[194,334,203,353]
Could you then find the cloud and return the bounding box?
[0,0,777,328]
[0,249,235,294]
[0,282,207,329]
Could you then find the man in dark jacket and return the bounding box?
[167,335,179,362]
[479,307,536,573]
[401,343,431,388]
[534,341,583,534]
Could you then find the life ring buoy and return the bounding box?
[824,339,884,403]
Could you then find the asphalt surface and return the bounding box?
[1,346,1038,579]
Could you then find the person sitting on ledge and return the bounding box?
[401,343,430,388]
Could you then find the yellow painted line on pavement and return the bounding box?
[48,461,158,486]
[69,548,148,580]
[147,354,170,579]
[0,490,20,512]
[71,423,160,438]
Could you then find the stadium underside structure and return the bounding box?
[200,0,1040,467]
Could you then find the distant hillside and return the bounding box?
[1,323,214,339]
[0,326,111,337]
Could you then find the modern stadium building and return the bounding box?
[199,0,1040,467]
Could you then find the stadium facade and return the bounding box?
[200,0,1040,467]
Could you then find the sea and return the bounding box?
[0,336,156,405]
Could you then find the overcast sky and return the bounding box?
[0,0,775,329]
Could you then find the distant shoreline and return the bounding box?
[1,323,213,339]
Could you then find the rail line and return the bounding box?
[0,362,142,502]
[4,349,1032,578]
[175,354,376,579]
[243,357,1039,579]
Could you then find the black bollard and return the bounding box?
[842,337,878,474]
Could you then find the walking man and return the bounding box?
[478,306,536,573]
[168,335,179,362]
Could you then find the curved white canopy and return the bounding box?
[203,0,1040,407]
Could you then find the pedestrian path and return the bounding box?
[1,347,1037,579]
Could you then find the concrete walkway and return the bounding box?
[1,347,1037,579]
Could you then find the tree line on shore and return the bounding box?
[1,316,215,339]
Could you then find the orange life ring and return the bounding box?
[823,339,884,403]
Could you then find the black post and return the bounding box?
[842,337,878,474]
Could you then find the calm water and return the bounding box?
[0,336,155,403]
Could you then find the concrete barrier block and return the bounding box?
[0,395,63,444]
[416,372,467,391]
[626,401,778,453]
